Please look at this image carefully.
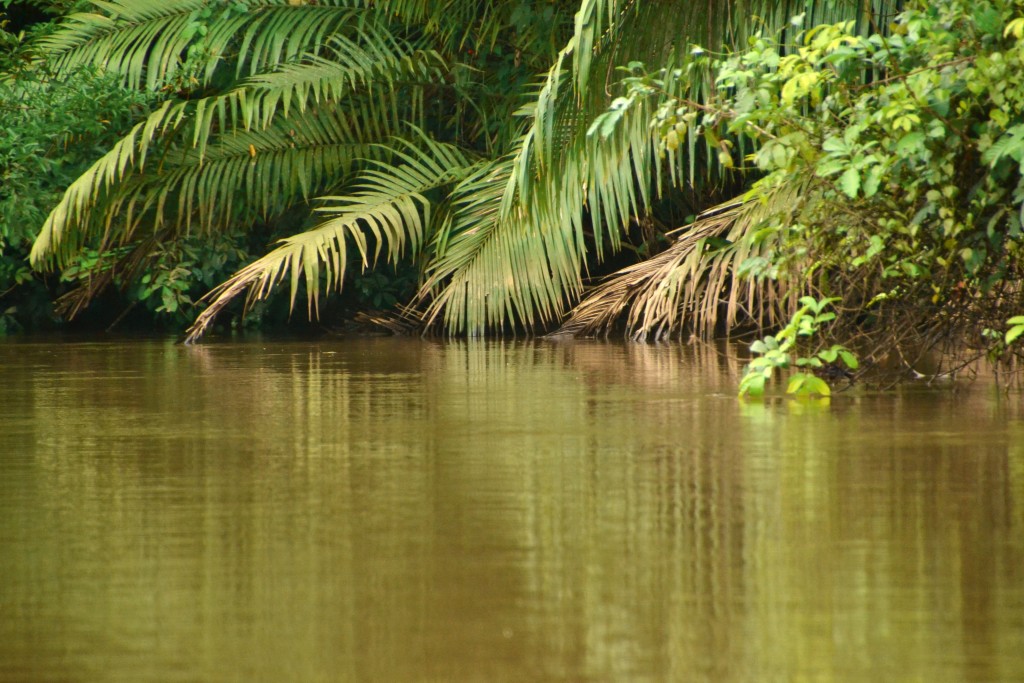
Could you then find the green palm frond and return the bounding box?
[420,2,715,334]
[130,105,386,229]
[187,41,442,152]
[182,134,481,342]
[30,94,396,269]
[410,2,636,334]
[29,98,174,268]
[569,0,627,100]
[37,0,381,90]
[30,28,444,269]
[427,0,905,337]
[179,32,443,157]
[419,152,587,335]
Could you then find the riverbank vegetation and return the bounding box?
[2,0,1023,383]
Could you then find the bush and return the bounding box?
[613,0,1024,377]
[0,18,161,331]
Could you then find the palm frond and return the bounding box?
[570,0,626,100]
[419,152,587,335]
[29,98,174,268]
[235,39,448,131]
[30,30,444,269]
[29,93,396,269]
[419,2,710,334]
[557,178,814,340]
[37,0,201,89]
[183,134,481,342]
[429,0,905,337]
[37,0,381,90]
[129,105,386,230]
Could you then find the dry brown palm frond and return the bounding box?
[350,305,424,336]
[557,179,815,340]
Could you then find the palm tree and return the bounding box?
[25,0,900,341]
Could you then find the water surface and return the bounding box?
[1,337,1022,681]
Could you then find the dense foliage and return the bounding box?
[0,11,255,332]
[2,0,580,333]
[12,0,585,337]
[572,0,1024,382]
[4,0,1023,384]
[4,0,889,340]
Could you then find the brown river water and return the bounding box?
[0,337,1022,682]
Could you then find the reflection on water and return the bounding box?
[0,337,1022,682]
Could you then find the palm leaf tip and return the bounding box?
[183,135,479,343]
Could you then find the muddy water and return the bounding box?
[1,337,1022,682]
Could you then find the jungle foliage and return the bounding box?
[3,0,1024,384]
[1,6,253,332]
[3,0,895,339]
[575,0,1024,382]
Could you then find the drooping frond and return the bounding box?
[237,37,443,128]
[426,0,906,337]
[29,94,396,269]
[419,152,588,335]
[30,26,444,269]
[569,0,624,100]
[421,2,707,334]
[127,106,387,230]
[36,0,382,90]
[184,41,442,154]
[36,0,202,89]
[557,178,815,340]
[182,134,481,342]
[29,98,175,268]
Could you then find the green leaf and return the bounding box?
[816,158,848,177]
[788,373,831,396]
[806,376,831,396]
[739,373,766,397]
[818,347,839,363]
[982,125,1024,166]
[821,137,848,154]
[960,247,985,275]
[798,295,820,310]
[862,164,884,197]
[900,261,928,278]
[838,167,860,198]
[928,92,950,118]
[895,131,925,155]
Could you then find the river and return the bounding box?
[1,337,1022,681]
